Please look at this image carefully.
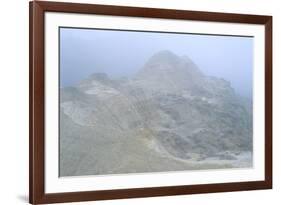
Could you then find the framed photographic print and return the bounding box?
[29,1,272,204]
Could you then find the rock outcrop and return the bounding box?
[60,50,252,176]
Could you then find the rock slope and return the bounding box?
[60,50,253,176]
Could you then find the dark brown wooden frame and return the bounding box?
[29,1,272,204]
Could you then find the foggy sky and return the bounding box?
[60,27,253,97]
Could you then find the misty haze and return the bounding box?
[59,28,253,177]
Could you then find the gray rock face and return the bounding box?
[59,50,253,176]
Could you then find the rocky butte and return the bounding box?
[59,50,253,176]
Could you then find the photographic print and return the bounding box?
[30,2,272,203]
[59,28,253,177]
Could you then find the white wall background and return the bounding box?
[0,0,279,204]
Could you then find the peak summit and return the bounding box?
[136,50,202,81]
[146,50,179,65]
[152,50,178,58]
